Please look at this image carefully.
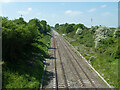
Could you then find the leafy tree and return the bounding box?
[2,17,41,62]
[46,25,50,32]
[55,23,59,30]
[66,24,74,33]
[90,26,99,33]
[74,24,86,30]
[40,20,47,33]
[64,23,68,27]
[28,18,43,33]
[13,17,27,25]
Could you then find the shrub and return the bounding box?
[66,24,74,33]
[94,26,111,48]
[114,29,120,38]
[76,28,83,35]
[90,26,99,33]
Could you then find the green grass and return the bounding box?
[2,32,51,88]
[62,30,118,88]
[3,60,43,88]
[91,54,118,87]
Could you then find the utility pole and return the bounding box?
[20,14,23,17]
[91,18,93,27]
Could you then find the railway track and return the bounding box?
[53,32,69,89]
[56,41,68,89]
[44,30,108,89]
[57,36,96,88]
[57,37,85,88]
[53,33,58,89]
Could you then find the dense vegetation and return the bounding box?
[2,17,51,88]
[55,23,119,88]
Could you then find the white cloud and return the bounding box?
[17,8,32,15]
[65,10,83,15]
[102,12,111,16]
[88,8,96,13]
[65,10,72,14]
[101,4,107,8]
[28,8,32,11]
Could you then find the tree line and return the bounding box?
[55,23,120,59]
[2,17,51,63]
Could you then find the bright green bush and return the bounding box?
[114,28,120,38]
[94,26,111,48]
[76,28,83,35]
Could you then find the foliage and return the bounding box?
[74,24,87,30]
[28,18,43,33]
[2,17,39,62]
[40,20,50,33]
[94,26,111,48]
[13,17,27,25]
[66,24,74,33]
[76,28,83,35]
[114,28,120,38]
[55,23,59,30]
[2,17,51,88]
[90,26,99,33]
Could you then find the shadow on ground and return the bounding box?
[43,70,54,87]
[42,47,56,88]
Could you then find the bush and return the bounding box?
[114,28,120,38]
[90,26,99,33]
[94,26,111,48]
[66,24,74,33]
[76,28,83,35]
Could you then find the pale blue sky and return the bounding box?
[1,2,118,27]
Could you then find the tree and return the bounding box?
[28,18,43,33]
[40,20,47,33]
[55,23,59,30]
[2,17,40,62]
[13,17,27,25]
[74,24,86,31]
[64,23,68,27]
[66,24,74,33]
[90,26,99,33]
[46,25,50,31]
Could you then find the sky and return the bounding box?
[0,2,118,28]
